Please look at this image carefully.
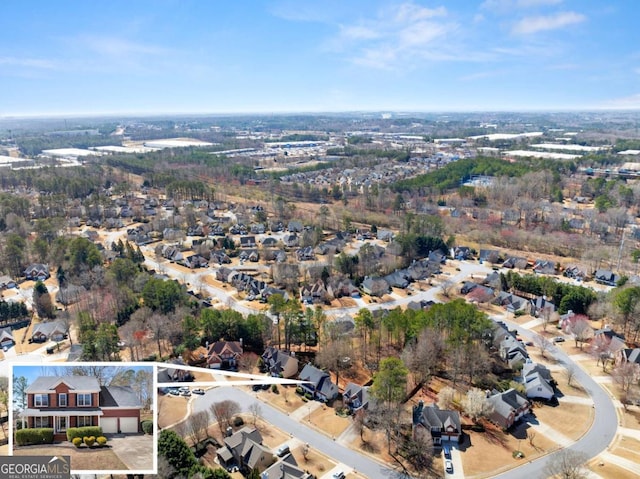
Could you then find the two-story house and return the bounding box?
[261,347,299,379]
[412,401,462,444]
[19,376,142,441]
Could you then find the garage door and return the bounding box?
[100,417,118,434]
[119,417,139,433]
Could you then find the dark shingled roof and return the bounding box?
[99,386,142,408]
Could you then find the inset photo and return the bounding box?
[11,363,156,474]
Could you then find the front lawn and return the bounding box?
[13,444,128,471]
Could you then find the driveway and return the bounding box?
[444,442,464,479]
[107,433,155,472]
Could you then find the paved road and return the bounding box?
[491,315,618,479]
[192,387,400,478]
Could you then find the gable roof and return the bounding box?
[27,376,100,393]
[99,386,142,408]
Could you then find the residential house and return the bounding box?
[260,454,312,479]
[487,388,530,429]
[0,275,17,289]
[564,264,587,281]
[522,361,555,400]
[428,250,447,264]
[384,270,409,289]
[530,296,556,318]
[618,348,640,367]
[452,246,471,260]
[283,233,299,248]
[479,249,500,264]
[412,401,462,444]
[207,341,243,370]
[0,327,14,348]
[31,321,69,343]
[250,223,266,234]
[533,260,556,275]
[287,220,303,233]
[24,264,50,281]
[216,427,273,474]
[187,225,204,237]
[594,269,619,286]
[298,364,339,402]
[261,347,299,379]
[296,246,315,261]
[460,281,479,295]
[494,292,529,314]
[300,280,327,305]
[157,358,194,382]
[211,250,231,264]
[240,236,257,248]
[343,383,370,413]
[361,277,389,297]
[494,322,528,368]
[376,228,394,242]
[182,254,208,269]
[261,237,278,247]
[20,376,142,441]
[592,327,627,362]
[503,256,528,269]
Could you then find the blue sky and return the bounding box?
[1,0,638,115]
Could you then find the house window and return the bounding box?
[34,417,50,428]
[56,417,67,432]
[77,416,93,427]
[34,394,48,407]
[77,394,92,407]
[59,393,67,407]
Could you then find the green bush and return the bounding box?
[271,384,278,394]
[72,437,83,448]
[15,428,54,446]
[141,420,154,435]
[66,426,103,441]
[304,392,313,400]
[296,386,303,394]
[233,416,244,427]
[96,436,108,446]
[84,436,96,447]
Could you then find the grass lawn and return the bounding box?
[257,385,306,414]
[621,405,640,430]
[306,404,351,438]
[589,461,638,479]
[13,444,128,471]
[461,424,557,478]
[610,436,640,463]
[290,444,337,478]
[532,403,593,441]
[158,393,189,428]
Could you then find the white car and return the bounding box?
[445,460,454,474]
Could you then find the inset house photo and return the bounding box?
[11,363,155,474]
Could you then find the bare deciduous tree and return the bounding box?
[186,410,210,445]
[210,400,241,435]
[535,335,553,359]
[461,388,493,423]
[613,362,638,393]
[437,386,456,410]
[565,365,577,388]
[249,402,261,427]
[401,327,444,388]
[543,449,589,479]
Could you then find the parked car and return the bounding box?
[181,390,191,397]
[192,388,205,395]
[168,388,180,396]
[276,445,290,457]
[553,336,565,343]
[445,460,454,474]
[332,472,345,479]
[443,444,451,459]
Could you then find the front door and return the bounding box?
[56,416,67,433]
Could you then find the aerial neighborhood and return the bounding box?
[2,112,640,478]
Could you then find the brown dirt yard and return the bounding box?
[589,461,638,479]
[158,393,189,428]
[13,444,128,471]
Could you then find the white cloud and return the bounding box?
[512,11,586,35]
[330,2,457,70]
[0,56,58,70]
[481,0,563,12]
[599,93,640,110]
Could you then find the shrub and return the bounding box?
[66,426,102,441]
[304,392,313,400]
[96,436,108,446]
[84,436,95,447]
[72,437,83,448]
[233,416,244,427]
[296,386,303,394]
[15,428,54,446]
[141,420,154,435]
[271,384,278,394]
